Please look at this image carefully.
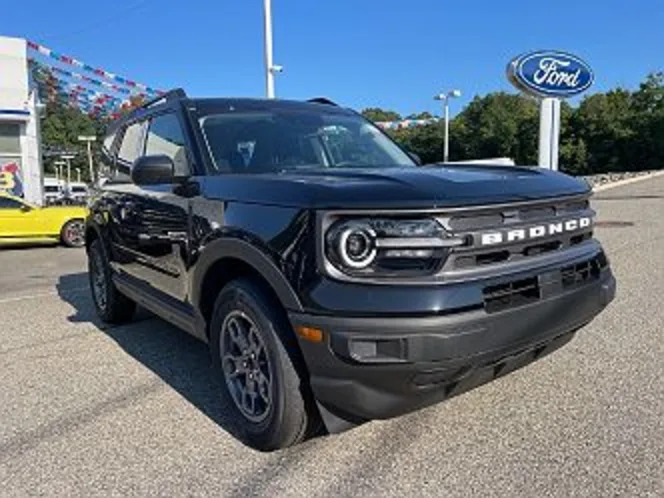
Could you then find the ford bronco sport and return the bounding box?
[86,89,616,451]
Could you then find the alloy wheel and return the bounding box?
[220,310,273,423]
[65,220,86,247]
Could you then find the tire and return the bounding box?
[60,219,86,248]
[210,278,320,451]
[88,239,136,324]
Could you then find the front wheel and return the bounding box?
[60,219,86,247]
[210,278,320,451]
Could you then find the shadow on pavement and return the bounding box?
[56,272,237,438]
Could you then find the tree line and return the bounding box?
[364,72,664,175]
[40,72,663,180]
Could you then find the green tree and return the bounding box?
[452,92,539,164]
[361,107,402,122]
[40,103,105,181]
[630,72,664,170]
[572,88,634,172]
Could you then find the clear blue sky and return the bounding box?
[4,0,663,116]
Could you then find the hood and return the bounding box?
[200,164,590,209]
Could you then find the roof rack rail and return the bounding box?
[307,97,338,106]
[141,88,187,110]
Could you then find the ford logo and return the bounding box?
[507,50,594,98]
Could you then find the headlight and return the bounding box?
[324,217,465,278]
[337,223,377,269]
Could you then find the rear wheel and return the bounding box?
[60,219,86,247]
[210,278,319,451]
[88,239,136,324]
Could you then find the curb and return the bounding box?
[592,170,664,193]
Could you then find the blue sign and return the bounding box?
[507,50,594,98]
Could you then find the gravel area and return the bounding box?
[582,170,661,188]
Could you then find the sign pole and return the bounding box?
[538,97,561,170]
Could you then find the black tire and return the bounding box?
[210,278,320,451]
[88,239,136,324]
[60,219,86,247]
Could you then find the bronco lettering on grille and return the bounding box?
[479,217,592,246]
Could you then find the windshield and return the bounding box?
[199,109,415,173]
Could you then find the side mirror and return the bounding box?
[20,204,32,212]
[408,151,423,166]
[131,155,176,186]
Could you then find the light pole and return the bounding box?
[54,160,66,181]
[78,135,96,183]
[263,0,282,98]
[76,168,81,183]
[434,89,462,162]
[61,154,75,186]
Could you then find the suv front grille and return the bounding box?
[483,276,541,313]
[442,195,595,273]
[483,252,607,313]
[561,255,605,289]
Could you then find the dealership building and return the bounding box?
[0,36,42,204]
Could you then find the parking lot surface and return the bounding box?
[1,177,663,497]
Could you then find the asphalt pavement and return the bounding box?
[1,176,663,497]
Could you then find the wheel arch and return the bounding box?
[192,238,304,339]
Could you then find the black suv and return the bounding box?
[86,89,616,451]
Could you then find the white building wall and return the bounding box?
[0,35,43,205]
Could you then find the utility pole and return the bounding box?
[263,0,282,98]
[78,135,96,183]
[76,168,81,183]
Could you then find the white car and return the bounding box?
[67,182,89,205]
[43,177,65,205]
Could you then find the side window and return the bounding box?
[102,130,117,154]
[0,197,22,209]
[118,122,145,165]
[145,113,189,176]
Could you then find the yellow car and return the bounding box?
[0,192,88,247]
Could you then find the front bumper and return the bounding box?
[290,266,615,423]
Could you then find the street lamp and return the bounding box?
[61,154,75,186]
[53,160,66,181]
[434,89,462,162]
[263,0,283,98]
[77,135,96,184]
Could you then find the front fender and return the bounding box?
[190,237,304,314]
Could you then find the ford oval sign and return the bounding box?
[507,50,594,98]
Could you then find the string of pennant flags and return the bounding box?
[30,59,134,119]
[26,40,440,126]
[27,40,164,119]
[26,40,163,96]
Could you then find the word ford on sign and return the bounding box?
[480,217,592,246]
[533,58,581,88]
[507,50,594,98]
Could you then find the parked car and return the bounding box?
[43,177,66,205]
[86,89,616,451]
[0,191,87,247]
[66,182,89,205]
